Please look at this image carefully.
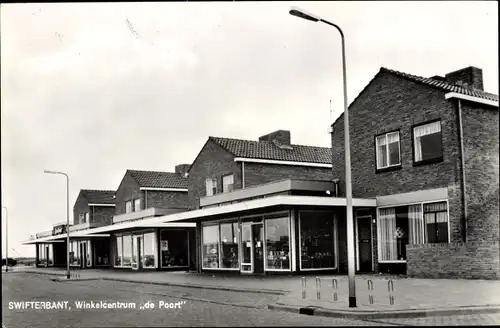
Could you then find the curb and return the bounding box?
[100,277,286,295]
[18,271,66,277]
[267,303,500,319]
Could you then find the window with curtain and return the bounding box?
[220,222,239,268]
[134,199,141,212]
[376,131,401,169]
[115,236,123,266]
[125,201,133,213]
[222,175,234,193]
[202,225,220,268]
[205,178,218,196]
[378,207,397,261]
[85,212,90,223]
[414,121,442,163]
[48,244,54,266]
[424,202,448,243]
[79,213,85,224]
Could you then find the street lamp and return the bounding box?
[2,206,8,272]
[290,6,356,308]
[44,170,70,279]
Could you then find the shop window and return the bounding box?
[48,244,54,266]
[143,232,156,268]
[220,222,239,268]
[299,211,335,270]
[160,229,189,267]
[115,236,123,266]
[202,225,220,268]
[122,235,132,266]
[265,217,290,270]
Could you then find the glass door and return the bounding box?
[240,224,253,273]
[80,242,87,269]
[132,235,142,270]
[252,224,264,274]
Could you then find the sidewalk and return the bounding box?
[15,267,500,319]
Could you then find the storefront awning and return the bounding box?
[22,232,111,245]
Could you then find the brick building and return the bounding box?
[331,66,499,279]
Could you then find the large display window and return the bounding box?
[299,211,335,270]
[122,235,132,266]
[202,225,220,269]
[114,231,157,268]
[114,236,123,266]
[160,229,188,268]
[265,216,291,271]
[143,232,156,268]
[220,222,239,269]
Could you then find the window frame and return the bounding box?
[125,200,133,213]
[376,199,450,263]
[79,213,85,224]
[222,174,235,193]
[84,212,90,223]
[374,130,402,173]
[411,119,444,166]
[205,178,218,196]
[134,198,141,212]
[423,201,449,243]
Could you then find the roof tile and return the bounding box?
[81,190,115,205]
[209,137,332,164]
[127,170,188,189]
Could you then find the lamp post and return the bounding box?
[2,206,8,272]
[44,170,70,279]
[290,6,356,308]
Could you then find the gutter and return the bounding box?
[457,99,468,243]
[445,92,499,108]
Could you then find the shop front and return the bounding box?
[200,208,339,275]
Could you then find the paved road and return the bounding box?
[2,273,384,327]
[2,273,499,327]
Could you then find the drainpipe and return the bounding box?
[145,190,148,209]
[241,162,245,189]
[457,99,468,243]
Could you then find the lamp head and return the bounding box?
[289,6,321,22]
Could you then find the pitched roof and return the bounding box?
[381,67,498,102]
[127,170,188,189]
[209,136,332,164]
[80,190,115,205]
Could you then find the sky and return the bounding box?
[1,1,498,258]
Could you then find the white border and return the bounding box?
[234,157,332,168]
[298,210,337,271]
[377,199,450,263]
[139,187,188,192]
[445,92,499,107]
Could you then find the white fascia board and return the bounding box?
[234,157,332,168]
[139,187,189,192]
[445,92,499,107]
[89,204,116,207]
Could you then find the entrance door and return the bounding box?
[356,214,373,272]
[80,242,87,269]
[44,246,49,268]
[241,225,253,273]
[251,224,264,274]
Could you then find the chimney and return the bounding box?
[444,66,484,90]
[258,130,291,146]
[175,164,190,178]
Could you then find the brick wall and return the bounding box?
[145,190,189,209]
[115,173,143,215]
[407,241,500,279]
[243,162,332,188]
[460,101,499,242]
[331,71,465,243]
[73,193,89,225]
[92,206,114,226]
[188,140,242,210]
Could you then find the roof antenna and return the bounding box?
[329,100,333,124]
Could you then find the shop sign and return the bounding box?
[52,225,67,236]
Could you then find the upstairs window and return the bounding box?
[222,174,234,193]
[134,198,141,212]
[205,178,218,196]
[79,213,85,224]
[376,131,401,170]
[85,212,90,223]
[413,120,443,164]
[125,200,133,213]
